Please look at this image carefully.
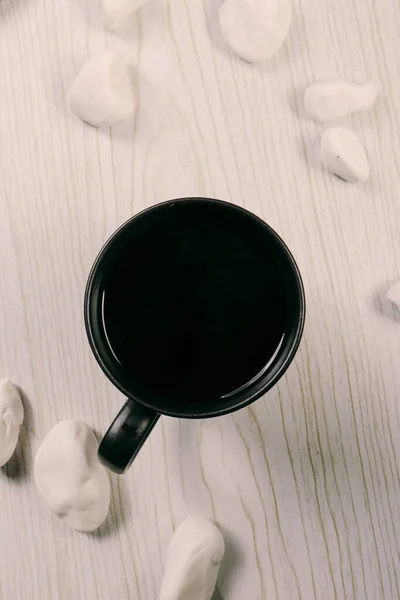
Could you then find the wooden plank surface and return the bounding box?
[1,0,400,598]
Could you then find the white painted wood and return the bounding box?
[1,0,400,598]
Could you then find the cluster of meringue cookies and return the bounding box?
[69,0,378,187]
[68,0,294,127]
[1,382,225,600]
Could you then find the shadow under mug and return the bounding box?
[84,198,306,474]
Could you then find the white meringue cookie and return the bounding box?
[34,419,110,533]
[219,0,292,63]
[0,380,24,468]
[305,81,377,121]
[321,127,370,183]
[160,516,225,600]
[68,52,134,128]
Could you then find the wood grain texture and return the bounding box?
[1,0,400,598]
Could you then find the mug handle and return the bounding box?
[98,399,160,474]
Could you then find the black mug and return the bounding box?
[84,198,305,474]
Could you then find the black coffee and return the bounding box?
[102,202,290,402]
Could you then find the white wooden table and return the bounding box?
[1,0,400,598]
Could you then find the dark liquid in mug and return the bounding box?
[102,203,289,402]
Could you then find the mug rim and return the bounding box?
[84,198,306,418]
